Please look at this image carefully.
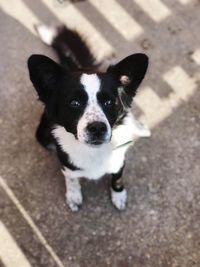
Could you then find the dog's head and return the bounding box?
[28,54,148,146]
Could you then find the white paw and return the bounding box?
[66,190,83,212]
[133,120,151,137]
[111,189,127,210]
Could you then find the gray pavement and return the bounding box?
[0,0,200,266]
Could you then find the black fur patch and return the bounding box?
[52,26,95,71]
[36,110,55,150]
[107,53,149,98]
[111,164,125,192]
[96,72,121,127]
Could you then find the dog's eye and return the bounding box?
[70,100,81,108]
[104,99,114,107]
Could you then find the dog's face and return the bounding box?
[28,54,148,145]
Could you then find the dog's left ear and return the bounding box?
[107,53,149,99]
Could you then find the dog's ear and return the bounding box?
[27,54,66,104]
[107,53,148,100]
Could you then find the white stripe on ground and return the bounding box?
[0,220,32,267]
[89,0,143,40]
[0,0,40,35]
[0,176,64,267]
[177,0,191,4]
[191,48,200,65]
[134,0,171,22]
[135,66,197,128]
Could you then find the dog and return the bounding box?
[27,24,150,211]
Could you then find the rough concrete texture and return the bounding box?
[0,0,200,266]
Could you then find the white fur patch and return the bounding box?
[35,24,57,45]
[132,117,151,137]
[62,172,82,211]
[53,125,112,180]
[77,74,111,143]
[111,188,127,210]
[80,73,100,95]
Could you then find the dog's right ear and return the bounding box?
[27,54,66,104]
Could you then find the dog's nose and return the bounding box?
[87,122,107,136]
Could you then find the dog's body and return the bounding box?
[28,25,150,211]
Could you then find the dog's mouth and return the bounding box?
[86,139,110,146]
[75,132,111,146]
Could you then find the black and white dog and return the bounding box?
[28,25,150,211]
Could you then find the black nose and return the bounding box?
[87,122,107,137]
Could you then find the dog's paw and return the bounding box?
[133,120,151,137]
[111,189,127,210]
[66,190,83,212]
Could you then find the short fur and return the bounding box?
[28,24,149,211]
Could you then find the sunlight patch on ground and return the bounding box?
[163,66,196,100]
[0,0,40,35]
[177,0,191,4]
[134,0,171,22]
[89,0,143,40]
[0,176,64,267]
[0,220,32,267]
[191,49,200,65]
[135,66,197,128]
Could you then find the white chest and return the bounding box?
[52,112,136,180]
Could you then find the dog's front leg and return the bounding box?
[63,173,83,212]
[111,164,127,210]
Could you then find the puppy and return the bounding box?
[27,25,150,211]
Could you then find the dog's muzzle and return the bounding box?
[86,121,110,145]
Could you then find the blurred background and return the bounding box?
[0,0,200,266]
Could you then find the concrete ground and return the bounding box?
[0,0,200,266]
